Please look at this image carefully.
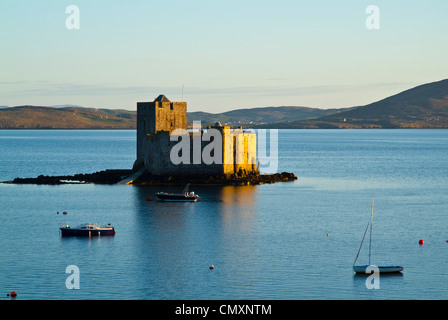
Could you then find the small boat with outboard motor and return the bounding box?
[60,223,115,237]
[155,183,200,202]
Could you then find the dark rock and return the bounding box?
[5,169,297,186]
[8,170,131,185]
[129,170,297,186]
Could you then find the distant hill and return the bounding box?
[2,79,448,129]
[0,105,349,129]
[187,106,354,127]
[262,79,448,129]
[0,106,136,129]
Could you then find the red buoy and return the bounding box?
[209,265,215,270]
[419,239,424,245]
[146,196,152,201]
[10,291,17,298]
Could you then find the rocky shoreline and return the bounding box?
[129,170,297,186]
[4,169,297,186]
[5,170,132,185]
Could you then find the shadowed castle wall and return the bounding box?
[136,99,186,162]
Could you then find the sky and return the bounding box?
[1,0,447,113]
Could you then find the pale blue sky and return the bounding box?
[1,0,447,112]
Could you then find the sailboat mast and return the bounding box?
[369,197,374,266]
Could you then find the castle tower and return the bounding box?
[136,95,187,165]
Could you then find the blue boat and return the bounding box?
[60,223,115,237]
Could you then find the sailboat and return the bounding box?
[353,197,403,274]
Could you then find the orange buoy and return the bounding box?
[209,265,215,270]
[419,239,424,245]
[146,196,152,201]
[10,291,17,298]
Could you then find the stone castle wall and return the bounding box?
[221,127,257,175]
[136,99,186,162]
[134,95,258,177]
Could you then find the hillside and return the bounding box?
[0,105,348,129]
[2,79,448,129]
[0,106,136,129]
[267,79,448,129]
[187,106,354,126]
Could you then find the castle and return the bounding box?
[9,94,297,186]
[133,95,258,177]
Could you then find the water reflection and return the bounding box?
[132,184,258,231]
[128,184,259,298]
[220,185,256,205]
[219,185,257,228]
[133,185,192,230]
[352,271,404,299]
[59,234,114,247]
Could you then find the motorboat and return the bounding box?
[60,223,115,237]
[155,191,199,202]
[155,183,200,202]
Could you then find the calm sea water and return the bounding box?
[0,129,447,300]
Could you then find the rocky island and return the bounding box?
[4,95,297,186]
[6,169,297,186]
